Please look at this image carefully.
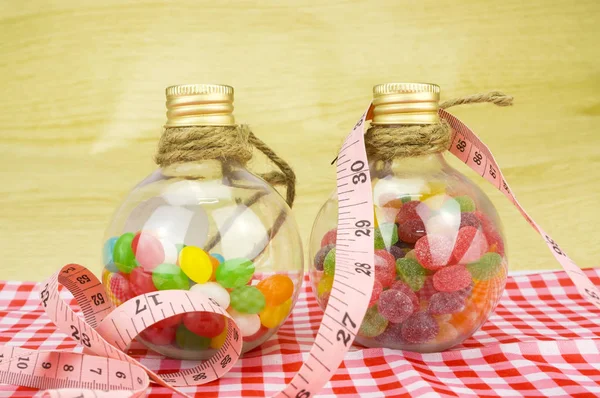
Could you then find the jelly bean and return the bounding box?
[129,267,157,296]
[396,258,427,291]
[178,246,213,284]
[378,289,415,323]
[390,281,419,309]
[132,232,165,272]
[358,306,388,338]
[107,273,133,305]
[152,263,190,290]
[454,195,476,212]
[401,312,439,344]
[256,274,294,306]
[210,323,228,349]
[321,228,337,247]
[216,258,255,288]
[369,279,383,307]
[396,201,430,225]
[228,309,261,337]
[317,274,334,296]
[210,253,225,264]
[428,291,466,315]
[155,314,184,329]
[374,223,398,249]
[414,235,453,270]
[113,232,137,274]
[467,252,502,281]
[259,298,292,328]
[323,248,336,276]
[397,218,426,244]
[452,226,488,264]
[175,325,211,350]
[418,277,439,301]
[190,282,230,309]
[139,324,177,345]
[103,237,119,272]
[101,269,112,287]
[183,311,226,338]
[433,264,471,292]
[314,244,334,271]
[230,286,266,314]
[244,325,268,342]
[161,239,179,264]
[460,212,482,229]
[374,249,396,288]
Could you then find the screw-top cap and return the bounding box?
[371,82,440,125]
[165,84,235,127]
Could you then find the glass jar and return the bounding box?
[309,83,507,352]
[102,84,304,360]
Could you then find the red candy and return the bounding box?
[132,232,165,271]
[320,229,337,247]
[396,201,428,224]
[369,279,383,307]
[452,226,488,263]
[390,281,419,309]
[397,218,426,244]
[129,267,157,296]
[460,212,482,229]
[373,322,406,346]
[433,265,471,292]
[401,312,439,344]
[154,314,183,329]
[183,312,226,338]
[378,289,415,323]
[414,235,453,270]
[374,249,396,288]
[139,325,177,345]
[428,291,466,315]
[418,277,438,301]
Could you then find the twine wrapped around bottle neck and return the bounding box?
[155,124,296,207]
[365,91,514,162]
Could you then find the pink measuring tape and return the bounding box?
[0,104,598,397]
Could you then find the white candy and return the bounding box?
[160,238,179,264]
[228,309,261,337]
[190,282,230,309]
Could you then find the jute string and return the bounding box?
[365,91,513,162]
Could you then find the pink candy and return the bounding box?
[390,281,419,309]
[428,291,466,315]
[433,264,471,292]
[397,218,426,244]
[374,249,396,288]
[320,229,337,247]
[132,232,165,271]
[129,267,157,296]
[414,235,454,270]
[369,279,383,307]
[452,226,488,263]
[401,312,439,344]
[378,289,415,323]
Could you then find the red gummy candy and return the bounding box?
[390,281,419,309]
[433,264,471,292]
[452,226,488,264]
[401,312,439,344]
[485,230,505,257]
[139,325,177,345]
[428,291,466,315]
[374,249,396,288]
[183,312,226,338]
[132,232,165,271]
[414,235,454,270]
[397,218,427,244]
[129,267,157,296]
[314,244,334,271]
[418,277,438,301]
[321,229,337,247]
[396,201,429,224]
[460,212,482,229]
[378,289,415,323]
[374,322,406,346]
[369,279,383,307]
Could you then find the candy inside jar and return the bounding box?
[309,83,508,352]
[102,84,304,359]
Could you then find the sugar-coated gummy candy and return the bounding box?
[139,324,177,345]
[183,311,226,338]
[107,272,134,304]
[467,252,502,281]
[314,244,334,271]
[401,312,439,344]
[210,253,225,264]
[152,263,190,290]
[373,322,405,346]
[259,298,292,328]
[435,322,459,344]
[358,306,388,338]
[433,264,471,292]
[414,235,453,270]
[178,246,213,284]
[396,201,423,224]
[428,291,466,315]
[397,218,427,244]
[456,282,474,301]
[113,232,137,274]
[404,250,417,260]
[190,282,231,309]
[230,286,266,314]
[210,323,228,349]
[418,277,439,301]
[421,181,447,199]
[175,325,211,350]
[317,274,334,297]
[396,258,427,291]
[216,258,255,288]
[319,291,330,307]
[389,244,411,260]
[228,309,261,337]
[321,228,337,247]
[323,248,336,276]
[484,229,505,257]
[460,212,482,229]
[390,281,419,309]
[378,289,415,324]
[374,249,396,288]
[129,267,157,296]
[422,194,447,211]
[452,226,488,264]
[257,274,294,306]
[103,237,119,272]
[374,223,398,249]
[454,195,476,212]
[132,232,165,271]
[369,279,383,307]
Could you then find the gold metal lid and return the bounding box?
[371,82,440,125]
[165,83,235,127]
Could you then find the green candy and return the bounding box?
[358,306,388,338]
[455,195,476,213]
[396,258,427,291]
[401,196,414,204]
[216,258,255,288]
[152,263,190,290]
[230,286,266,314]
[467,252,503,281]
[323,248,336,276]
[175,325,211,350]
[374,223,398,249]
[113,232,137,274]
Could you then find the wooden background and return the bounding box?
[1,0,599,281]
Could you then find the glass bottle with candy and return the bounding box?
[102,84,304,359]
[309,83,507,352]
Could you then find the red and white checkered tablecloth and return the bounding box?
[1,269,599,397]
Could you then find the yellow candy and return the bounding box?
[317,275,334,296]
[373,206,379,228]
[178,246,212,283]
[259,299,292,329]
[420,181,447,201]
[210,322,228,349]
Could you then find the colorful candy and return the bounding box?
[178,246,213,284]
[397,218,426,244]
[452,226,488,263]
[401,312,439,344]
[216,258,255,288]
[256,274,294,306]
[113,232,137,274]
[210,323,228,349]
[358,306,388,338]
[454,195,476,212]
[390,281,419,309]
[428,292,466,315]
[152,263,190,290]
[190,282,230,309]
[259,299,292,328]
[129,267,157,296]
[228,309,261,337]
[432,265,471,292]
[395,258,427,291]
[103,237,119,272]
[139,324,177,345]
[414,235,453,270]
[378,289,415,323]
[321,228,337,247]
[132,232,165,271]
[374,223,398,249]
[210,253,225,264]
[183,311,226,338]
[323,248,336,276]
[230,286,266,314]
[467,252,502,281]
[317,274,334,297]
[175,325,211,350]
[314,244,335,271]
[106,272,133,305]
[374,249,396,288]
[460,212,482,229]
[369,279,383,307]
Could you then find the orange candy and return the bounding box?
[256,274,294,306]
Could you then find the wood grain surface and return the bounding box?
[1,0,598,281]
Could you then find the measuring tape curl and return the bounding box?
[1,104,598,397]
